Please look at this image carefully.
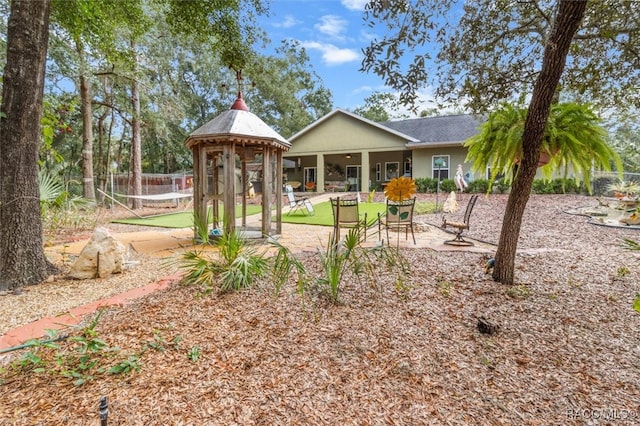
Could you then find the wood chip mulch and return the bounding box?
[1,194,639,425]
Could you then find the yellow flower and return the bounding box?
[384,176,417,202]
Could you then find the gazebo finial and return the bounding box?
[230,68,249,111]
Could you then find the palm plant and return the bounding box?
[465,102,622,191]
[317,228,363,303]
[178,230,268,293]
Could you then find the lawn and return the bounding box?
[282,201,386,226]
[111,205,263,228]
[110,202,387,228]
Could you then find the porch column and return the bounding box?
[360,150,370,192]
[317,153,325,193]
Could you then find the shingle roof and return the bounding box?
[381,114,484,147]
[184,92,289,150]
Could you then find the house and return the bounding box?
[283,108,484,193]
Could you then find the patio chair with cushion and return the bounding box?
[378,197,417,245]
[285,185,315,216]
[330,196,367,242]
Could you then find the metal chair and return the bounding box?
[442,194,478,246]
[285,185,314,216]
[330,196,367,242]
[378,197,416,245]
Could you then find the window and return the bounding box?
[375,163,381,181]
[432,155,450,180]
[385,162,399,181]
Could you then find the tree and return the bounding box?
[243,40,333,137]
[465,102,622,190]
[0,0,57,290]
[492,1,587,284]
[362,0,639,115]
[360,1,610,284]
[0,0,271,289]
[352,91,408,122]
[50,0,149,201]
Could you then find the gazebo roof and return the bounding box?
[184,93,290,151]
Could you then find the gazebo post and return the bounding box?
[223,143,236,235]
[276,150,283,234]
[261,147,272,235]
[240,146,248,228]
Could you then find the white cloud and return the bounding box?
[315,15,348,40]
[348,85,464,117]
[273,14,299,29]
[359,29,377,43]
[341,0,368,11]
[301,41,360,66]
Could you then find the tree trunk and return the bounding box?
[79,70,96,200]
[0,0,57,291]
[492,0,587,285]
[130,41,143,209]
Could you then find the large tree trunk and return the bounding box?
[492,0,587,285]
[0,0,57,291]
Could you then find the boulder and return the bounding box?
[68,227,128,279]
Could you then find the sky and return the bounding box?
[258,0,435,114]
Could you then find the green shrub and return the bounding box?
[531,179,554,194]
[369,182,384,192]
[493,178,511,193]
[532,178,582,194]
[415,177,437,193]
[178,230,268,293]
[467,179,490,194]
[439,179,457,193]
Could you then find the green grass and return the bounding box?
[111,205,262,229]
[282,202,386,226]
[111,202,387,229]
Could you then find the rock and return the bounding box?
[68,227,128,279]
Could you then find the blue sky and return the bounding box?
[259,0,429,113]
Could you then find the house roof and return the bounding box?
[184,93,290,150]
[289,108,420,143]
[381,114,484,148]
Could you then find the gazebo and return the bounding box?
[184,92,290,238]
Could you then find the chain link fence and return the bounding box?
[591,171,640,196]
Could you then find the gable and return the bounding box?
[288,109,415,154]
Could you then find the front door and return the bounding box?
[346,165,361,192]
[304,167,317,191]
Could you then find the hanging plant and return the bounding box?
[326,163,344,176]
[464,102,622,192]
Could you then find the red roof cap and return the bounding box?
[231,92,249,111]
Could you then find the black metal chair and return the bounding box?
[441,194,478,246]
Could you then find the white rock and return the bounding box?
[68,227,127,279]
